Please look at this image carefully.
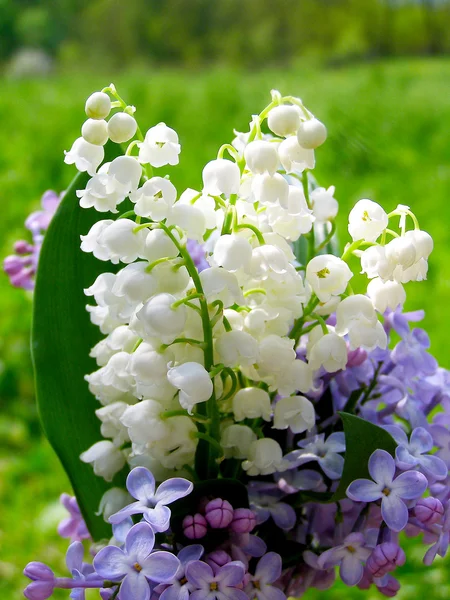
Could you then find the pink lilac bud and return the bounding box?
[14,240,34,255]
[204,498,234,529]
[183,513,208,539]
[205,550,232,572]
[23,562,55,600]
[414,497,444,525]
[366,543,406,578]
[376,574,401,598]
[230,508,257,533]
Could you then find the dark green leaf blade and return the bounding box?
[332,412,397,501]
[32,142,123,540]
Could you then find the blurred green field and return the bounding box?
[1,59,450,598]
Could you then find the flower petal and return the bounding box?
[66,541,84,573]
[269,503,296,531]
[125,522,155,559]
[259,584,286,600]
[127,467,156,503]
[222,589,248,600]
[418,454,448,480]
[319,452,344,479]
[326,432,346,453]
[368,449,395,486]
[154,478,194,506]
[255,553,281,584]
[347,479,382,503]
[409,427,433,454]
[381,494,408,532]
[93,545,127,580]
[160,583,186,600]
[121,571,151,600]
[395,446,419,469]
[144,504,172,533]
[215,561,245,587]
[392,470,428,499]
[340,555,364,586]
[178,545,204,567]
[186,560,214,587]
[142,551,180,583]
[109,501,147,525]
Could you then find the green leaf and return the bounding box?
[32,142,124,540]
[332,412,397,501]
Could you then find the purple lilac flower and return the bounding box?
[187,239,209,272]
[248,482,296,531]
[183,514,208,539]
[229,509,256,534]
[23,562,55,600]
[58,494,90,542]
[429,424,450,466]
[347,449,428,531]
[204,498,234,529]
[205,550,232,572]
[414,497,445,525]
[366,543,405,578]
[383,307,425,339]
[158,545,204,600]
[109,467,193,532]
[391,328,438,378]
[423,501,450,565]
[4,189,62,290]
[285,432,346,480]
[245,552,285,600]
[385,425,448,480]
[65,542,102,600]
[94,522,180,600]
[317,532,371,586]
[185,560,247,600]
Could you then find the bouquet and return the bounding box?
[15,85,450,600]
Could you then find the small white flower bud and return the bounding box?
[85,92,111,120]
[267,105,301,137]
[244,140,279,175]
[233,387,272,422]
[80,440,125,481]
[107,113,138,143]
[82,119,109,146]
[202,159,241,196]
[222,424,257,459]
[367,278,406,313]
[213,234,252,271]
[273,396,315,433]
[306,254,353,302]
[242,438,289,476]
[136,293,186,344]
[297,118,327,149]
[97,488,131,521]
[348,199,388,243]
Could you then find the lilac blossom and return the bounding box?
[94,522,180,600]
[286,432,346,480]
[185,560,247,600]
[366,543,405,578]
[429,424,450,466]
[58,494,90,542]
[347,449,427,531]
[204,498,234,529]
[414,497,445,525]
[158,545,204,600]
[385,425,448,480]
[248,482,296,531]
[391,328,437,378]
[245,552,285,600]
[186,239,209,272]
[109,467,193,532]
[423,501,450,565]
[317,533,371,586]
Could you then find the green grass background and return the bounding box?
[0,59,450,598]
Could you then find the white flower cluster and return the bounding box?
[69,87,432,485]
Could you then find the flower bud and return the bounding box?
[107,113,138,143]
[166,203,206,242]
[414,497,444,525]
[297,118,327,149]
[376,575,401,598]
[141,229,179,263]
[23,580,55,600]
[267,105,301,137]
[23,562,54,582]
[183,514,208,539]
[229,508,257,533]
[244,140,279,174]
[366,543,406,578]
[205,498,234,529]
[348,199,388,243]
[205,550,232,571]
[202,159,241,196]
[85,92,111,120]
[82,119,108,146]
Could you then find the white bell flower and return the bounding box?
[129,343,175,401]
[166,203,206,242]
[141,228,179,263]
[360,245,394,280]
[64,137,104,176]
[98,218,147,264]
[98,488,132,521]
[263,233,296,262]
[85,366,135,405]
[86,304,128,335]
[273,396,315,433]
[120,400,169,452]
[242,438,289,476]
[149,416,198,470]
[112,262,158,304]
[251,173,289,208]
[348,199,388,243]
[136,293,186,344]
[347,319,387,351]
[278,136,315,173]
[80,220,114,261]
[311,186,338,222]
[138,123,181,167]
[82,119,108,146]
[80,440,126,481]
[406,229,433,261]
[167,362,213,413]
[276,359,313,396]
[95,402,130,447]
[367,278,406,313]
[216,330,259,367]
[244,140,279,174]
[221,424,257,459]
[84,272,121,307]
[306,254,352,302]
[90,326,139,366]
[213,234,252,271]
[178,188,218,230]
[202,159,240,196]
[307,329,348,373]
[258,335,296,375]
[90,351,135,393]
[200,267,244,307]
[267,105,301,137]
[335,294,377,333]
[394,230,432,283]
[249,245,289,282]
[130,177,177,220]
[107,113,138,143]
[153,262,191,296]
[232,387,272,422]
[85,92,111,120]
[297,118,327,149]
[267,185,314,240]
[314,296,341,317]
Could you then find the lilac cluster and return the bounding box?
[3,190,62,290]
